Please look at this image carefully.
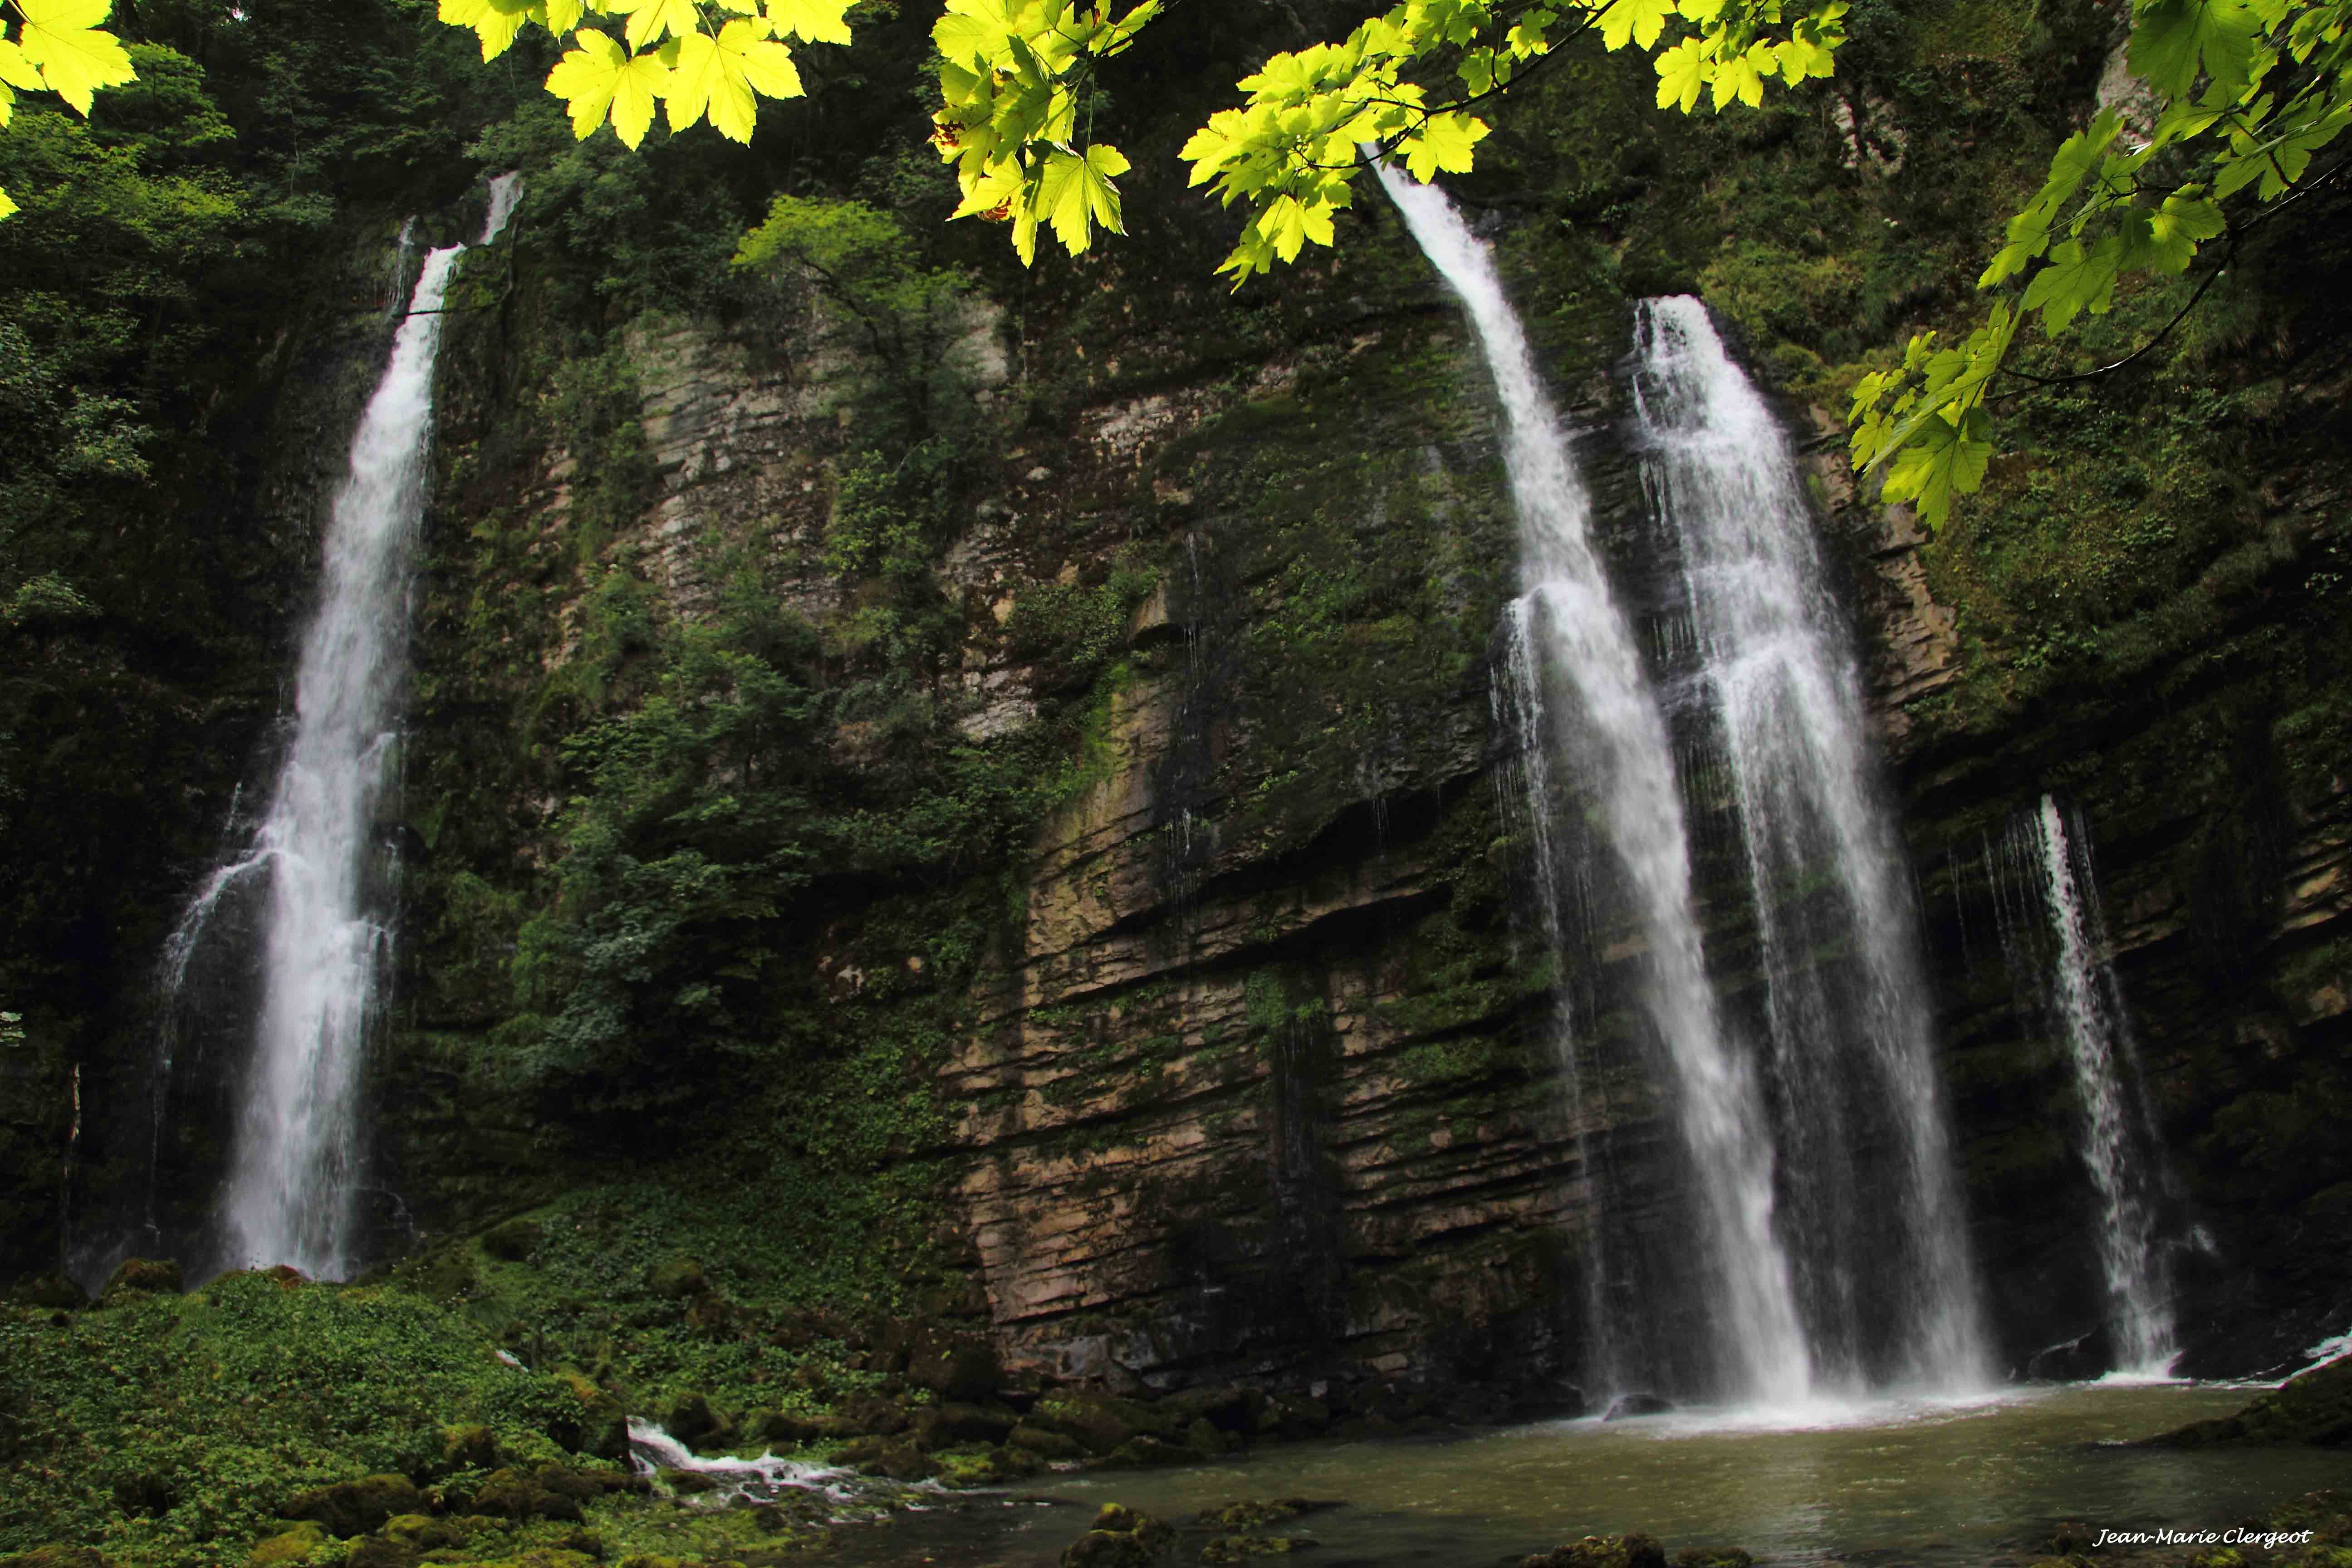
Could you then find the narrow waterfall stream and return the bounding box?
[208,175,521,1279]
[2003,795,2178,1373]
[1630,298,1989,1389]
[1376,167,1814,1406]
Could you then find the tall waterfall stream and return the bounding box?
[1379,169,1987,1404]
[192,175,520,1279]
[1994,795,2182,1373]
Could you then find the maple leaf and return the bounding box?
[767,0,853,44]
[15,0,136,115]
[545,27,672,147]
[669,19,799,139]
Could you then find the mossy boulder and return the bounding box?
[1060,1504,1176,1567]
[835,1436,939,1480]
[98,1258,182,1300]
[1671,1550,1753,1568]
[480,1218,543,1261]
[285,1474,426,1537]
[344,1540,417,1568]
[460,1463,627,1521]
[645,1256,709,1300]
[933,1442,1044,1486]
[245,1522,326,1565]
[1519,1536,1667,1568]
[665,1391,727,1450]
[548,1371,629,1460]
[436,1423,503,1475]
[1200,1539,1316,1563]
[1008,1420,1089,1460]
[2151,1355,2352,1446]
[7,1273,86,1310]
[906,1327,1002,1401]
[910,1400,1014,1450]
[1026,1391,1165,1455]
[1200,1500,1312,1529]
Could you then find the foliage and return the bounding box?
[438,0,854,149]
[0,1272,583,1565]
[440,0,1853,273]
[1852,0,2352,525]
[0,0,137,216]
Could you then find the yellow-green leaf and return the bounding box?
[545,27,671,147]
[15,0,136,115]
[1654,37,1706,111]
[767,0,852,44]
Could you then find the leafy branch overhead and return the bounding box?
[1852,0,2352,528]
[434,0,2344,532]
[0,0,138,216]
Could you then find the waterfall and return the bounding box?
[2004,795,2177,1374]
[1377,166,1813,1406]
[209,174,520,1279]
[1629,298,1989,1391]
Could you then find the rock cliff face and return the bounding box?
[10,0,2352,1410]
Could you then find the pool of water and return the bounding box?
[825,1382,2348,1566]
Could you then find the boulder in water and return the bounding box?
[1061,1504,1175,1566]
[2147,1354,2352,1446]
[1199,1499,1313,1529]
[2024,1323,2114,1382]
[1603,1394,1674,1421]
[1519,1535,1666,1568]
[1671,1549,1752,1568]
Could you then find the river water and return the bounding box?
[823,1384,2346,1566]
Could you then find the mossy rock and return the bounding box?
[7,1273,87,1310]
[1200,1538,1317,1563]
[1671,1551,1752,1568]
[99,1258,182,1300]
[462,1463,628,1521]
[1100,1434,1189,1468]
[665,1391,731,1451]
[837,1436,939,1480]
[286,1474,426,1537]
[1060,1504,1176,1567]
[645,1256,709,1300]
[346,1540,418,1568]
[480,1218,543,1261]
[1200,1500,1311,1529]
[549,1371,629,1460]
[906,1327,1002,1401]
[1009,1421,1089,1460]
[244,1524,328,1567]
[1519,1536,1667,1568]
[437,1424,503,1475]
[933,1442,1044,1487]
[0,1550,114,1568]
[2151,1356,2352,1447]
[1027,1392,1166,1455]
[910,1400,1015,1450]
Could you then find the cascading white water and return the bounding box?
[2011,794,2176,1374]
[213,176,520,1279]
[1629,298,1989,1391]
[1377,166,1814,1406]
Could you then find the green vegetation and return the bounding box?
[0,1271,585,1563]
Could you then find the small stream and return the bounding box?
[805,1384,2343,1567]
